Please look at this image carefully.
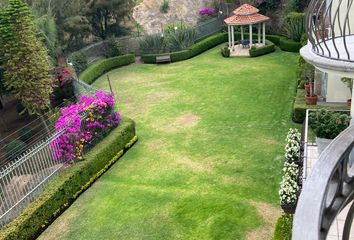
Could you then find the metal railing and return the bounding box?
[0,132,63,227]
[306,0,354,62]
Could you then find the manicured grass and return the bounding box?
[39,47,299,240]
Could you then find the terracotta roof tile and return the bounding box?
[233,4,259,15]
[224,14,270,25]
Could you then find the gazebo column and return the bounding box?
[258,23,261,44]
[241,26,244,40]
[263,22,266,45]
[249,24,253,48]
[227,25,231,49]
[231,25,235,49]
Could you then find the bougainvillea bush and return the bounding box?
[199,7,215,16]
[54,91,121,164]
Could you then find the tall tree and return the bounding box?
[84,0,134,40]
[0,0,53,115]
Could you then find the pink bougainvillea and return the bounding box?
[53,91,121,164]
[199,7,216,16]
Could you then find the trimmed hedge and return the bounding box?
[141,32,228,63]
[80,54,135,84]
[292,89,350,123]
[273,214,293,240]
[249,40,275,57]
[280,38,302,52]
[0,117,137,240]
[266,35,281,46]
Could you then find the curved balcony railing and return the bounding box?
[293,125,354,239]
[307,0,354,62]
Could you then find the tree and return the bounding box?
[0,0,53,115]
[84,0,134,40]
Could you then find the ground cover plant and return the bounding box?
[40,46,299,239]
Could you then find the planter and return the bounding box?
[281,203,297,214]
[305,95,318,105]
[316,137,332,156]
[347,99,352,107]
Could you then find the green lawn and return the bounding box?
[40,47,299,240]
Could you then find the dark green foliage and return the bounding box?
[309,109,351,139]
[266,35,281,45]
[140,34,165,54]
[292,89,350,123]
[249,40,275,57]
[68,52,88,75]
[5,139,26,161]
[105,38,123,58]
[0,117,136,240]
[283,12,306,42]
[160,0,169,13]
[80,54,135,84]
[280,37,302,52]
[221,45,230,58]
[273,214,293,240]
[164,23,197,51]
[0,0,53,115]
[141,32,228,63]
[19,126,33,143]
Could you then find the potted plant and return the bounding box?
[309,110,351,155]
[341,77,353,106]
[279,175,300,214]
[302,63,315,95]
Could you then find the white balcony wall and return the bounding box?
[326,72,351,102]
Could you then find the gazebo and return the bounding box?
[224,4,270,55]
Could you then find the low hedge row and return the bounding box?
[273,214,293,240]
[141,32,301,64]
[141,32,228,63]
[0,117,137,240]
[280,38,302,52]
[292,89,350,123]
[249,40,275,57]
[80,54,135,84]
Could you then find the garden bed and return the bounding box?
[0,117,137,240]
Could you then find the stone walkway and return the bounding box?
[307,146,354,240]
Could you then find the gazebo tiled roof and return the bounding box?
[233,4,259,15]
[224,4,269,25]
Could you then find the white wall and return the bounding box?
[326,73,351,102]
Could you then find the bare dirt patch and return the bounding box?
[146,139,168,151]
[177,155,213,173]
[157,113,201,133]
[246,201,282,240]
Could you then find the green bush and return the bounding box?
[140,34,165,54]
[221,45,230,58]
[249,40,275,57]
[170,50,191,62]
[105,38,123,58]
[68,52,88,75]
[160,0,169,13]
[273,214,293,240]
[19,126,33,143]
[309,109,351,139]
[292,89,350,123]
[0,117,137,240]
[5,139,26,161]
[284,12,306,42]
[164,23,197,51]
[280,37,302,52]
[266,35,281,45]
[80,54,135,84]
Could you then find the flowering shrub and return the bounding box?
[54,91,121,164]
[283,162,299,179]
[284,128,301,162]
[199,7,215,16]
[279,176,300,205]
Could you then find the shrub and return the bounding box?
[266,35,281,45]
[164,23,197,51]
[309,109,351,139]
[273,214,293,240]
[170,50,191,62]
[279,175,299,205]
[5,139,26,161]
[140,34,165,54]
[283,12,306,42]
[19,126,33,143]
[80,54,135,84]
[68,52,88,75]
[280,37,302,52]
[249,40,275,57]
[284,128,301,163]
[160,0,169,13]
[221,45,230,58]
[105,38,123,58]
[0,117,136,240]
